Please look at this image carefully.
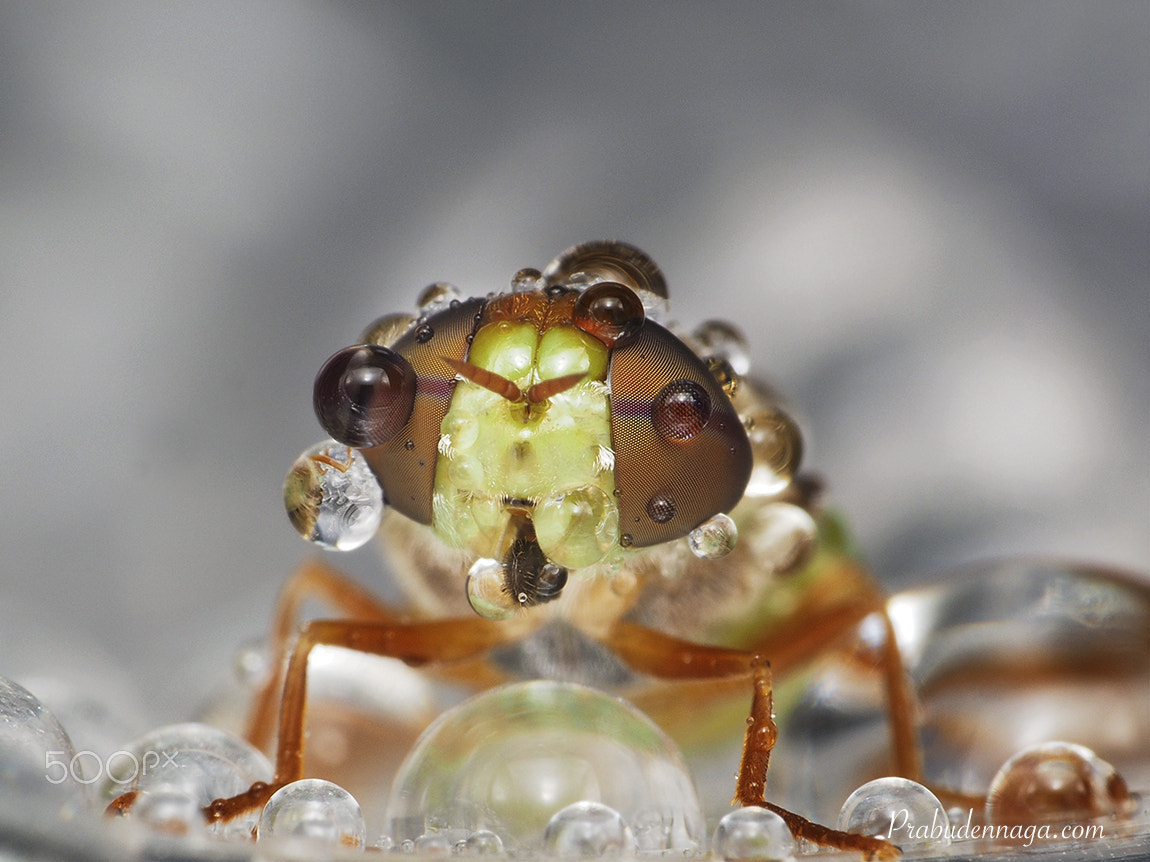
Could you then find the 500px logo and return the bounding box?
[45,750,179,785]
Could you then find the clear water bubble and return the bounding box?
[283,440,385,551]
[101,722,272,837]
[361,312,416,347]
[986,741,1132,830]
[838,777,949,848]
[511,267,544,293]
[466,557,517,620]
[742,407,802,497]
[743,503,817,575]
[417,282,465,315]
[385,681,704,854]
[0,675,89,818]
[692,320,750,376]
[414,831,454,855]
[711,807,794,862]
[543,801,636,857]
[687,513,738,559]
[258,778,366,848]
[132,783,206,837]
[534,485,620,569]
[464,829,506,855]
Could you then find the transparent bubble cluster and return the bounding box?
[283,440,385,551]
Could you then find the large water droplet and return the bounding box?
[543,801,636,857]
[712,807,794,862]
[258,778,366,848]
[688,513,738,559]
[466,558,517,621]
[284,441,385,551]
[838,777,949,848]
[416,282,464,315]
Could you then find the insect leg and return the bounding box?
[603,622,898,860]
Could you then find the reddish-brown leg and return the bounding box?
[245,558,401,750]
[206,613,511,824]
[604,622,899,860]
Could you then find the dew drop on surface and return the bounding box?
[646,493,677,524]
[466,558,518,621]
[258,778,366,848]
[688,513,737,559]
[416,282,465,315]
[360,312,416,347]
[652,379,712,442]
[284,441,385,551]
[692,320,750,377]
[511,267,544,293]
[712,807,794,862]
[986,741,1131,829]
[132,784,205,836]
[415,323,435,343]
[744,502,816,575]
[384,681,704,854]
[534,485,620,568]
[543,801,636,857]
[743,407,802,497]
[838,777,949,848]
[464,829,505,854]
[414,831,454,855]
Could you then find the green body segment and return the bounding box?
[431,319,622,570]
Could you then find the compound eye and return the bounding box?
[652,379,712,441]
[313,344,416,448]
[572,281,645,348]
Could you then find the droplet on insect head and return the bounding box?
[384,681,704,854]
[986,741,1131,831]
[646,492,677,524]
[571,281,646,348]
[692,320,751,376]
[102,722,273,839]
[652,380,712,441]
[743,407,802,497]
[415,323,435,343]
[543,801,636,857]
[360,312,416,347]
[712,806,795,862]
[746,503,817,575]
[284,441,384,551]
[511,267,544,293]
[688,513,737,559]
[0,676,88,817]
[314,344,417,447]
[416,282,464,316]
[534,485,620,569]
[466,558,518,621]
[838,777,949,848]
[258,778,366,848]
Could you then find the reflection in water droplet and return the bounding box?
[415,324,435,343]
[511,268,543,293]
[712,806,794,862]
[258,778,366,848]
[745,503,817,575]
[360,312,416,347]
[646,493,677,524]
[416,282,464,315]
[466,558,517,621]
[838,777,948,848]
[743,407,802,497]
[688,513,738,559]
[693,320,751,376]
[534,486,620,568]
[283,441,385,551]
[543,801,636,857]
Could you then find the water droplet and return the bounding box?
[414,831,453,855]
[838,777,948,848]
[417,282,464,315]
[743,408,802,497]
[313,344,417,447]
[464,829,505,854]
[258,778,366,848]
[534,485,620,568]
[652,380,712,441]
[571,282,646,348]
[619,534,634,548]
[692,320,750,376]
[405,439,416,450]
[688,513,737,559]
[712,807,794,861]
[466,558,517,621]
[745,503,817,575]
[284,441,385,551]
[133,784,205,836]
[543,801,636,857]
[416,324,435,343]
[511,268,543,293]
[442,409,480,452]
[360,312,416,347]
[646,493,677,524]
[987,742,1131,831]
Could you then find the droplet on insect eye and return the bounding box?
[712,807,795,862]
[543,801,636,857]
[743,407,803,497]
[692,320,751,376]
[986,741,1131,832]
[746,503,817,575]
[511,267,544,293]
[646,493,677,524]
[0,676,88,817]
[838,777,949,848]
[385,681,704,854]
[415,323,435,343]
[571,281,646,348]
[688,513,737,559]
[466,558,518,621]
[284,441,385,552]
[257,778,366,848]
[101,722,273,839]
[416,282,464,315]
[313,344,417,447]
[652,380,712,441]
[360,312,416,347]
[534,485,621,569]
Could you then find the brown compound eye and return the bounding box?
[652,379,712,441]
[313,344,416,448]
[572,281,645,347]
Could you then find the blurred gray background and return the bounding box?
[0,2,1146,723]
